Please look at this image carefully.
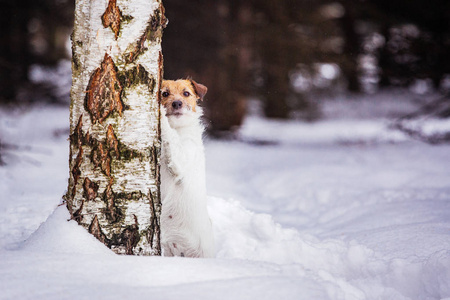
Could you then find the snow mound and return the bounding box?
[210,197,450,299]
[210,196,360,269]
[22,206,112,255]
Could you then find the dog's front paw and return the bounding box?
[160,107,171,133]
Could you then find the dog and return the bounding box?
[159,79,215,258]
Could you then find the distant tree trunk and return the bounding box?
[0,139,5,166]
[339,0,361,92]
[263,65,290,119]
[66,0,166,255]
[257,0,292,119]
[205,0,249,133]
[0,1,32,103]
[378,25,393,87]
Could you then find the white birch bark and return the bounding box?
[66,0,166,255]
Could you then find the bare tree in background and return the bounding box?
[65,0,166,255]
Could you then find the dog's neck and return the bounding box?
[167,107,204,136]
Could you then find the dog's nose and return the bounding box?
[172,100,182,109]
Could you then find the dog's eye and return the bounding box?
[183,91,190,97]
[162,91,169,97]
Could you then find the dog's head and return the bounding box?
[161,79,207,127]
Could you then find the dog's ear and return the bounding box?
[190,80,208,101]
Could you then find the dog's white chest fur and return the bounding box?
[160,108,215,258]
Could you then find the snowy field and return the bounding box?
[1,99,450,300]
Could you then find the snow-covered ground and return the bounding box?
[1,99,450,300]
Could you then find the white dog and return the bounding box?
[159,79,215,258]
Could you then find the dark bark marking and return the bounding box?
[72,199,84,222]
[158,2,168,31]
[115,190,144,201]
[117,142,141,161]
[103,178,120,223]
[124,6,167,64]
[121,14,134,23]
[91,142,112,177]
[150,2,168,35]
[117,64,154,93]
[124,28,149,64]
[148,189,161,255]
[88,127,143,176]
[70,115,83,148]
[70,116,94,150]
[89,214,109,245]
[84,130,92,145]
[71,34,82,70]
[85,54,123,124]
[157,51,163,105]
[121,215,140,255]
[71,48,80,71]
[101,0,122,39]
[71,147,83,198]
[152,143,160,179]
[83,177,99,202]
[106,124,119,159]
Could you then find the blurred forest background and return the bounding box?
[1,0,450,135]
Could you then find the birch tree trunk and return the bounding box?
[66,0,166,255]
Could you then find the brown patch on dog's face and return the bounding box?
[161,79,207,115]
